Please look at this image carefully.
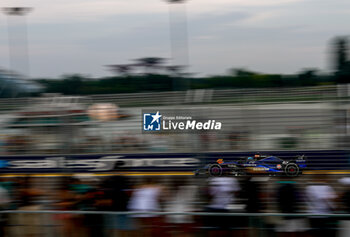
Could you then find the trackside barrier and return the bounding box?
[0,210,350,236]
[1,210,350,217]
[0,150,349,173]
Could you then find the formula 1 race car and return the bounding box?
[194,154,306,177]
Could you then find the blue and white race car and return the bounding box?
[195,154,306,177]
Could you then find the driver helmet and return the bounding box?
[247,157,253,161]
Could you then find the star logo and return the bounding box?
[150,111,162,124]
[143,111,162,131]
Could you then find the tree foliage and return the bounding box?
[26,37,350,96]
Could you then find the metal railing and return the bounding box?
[0,210,349,237]
[2,210,350,217]
[0,85,341,112]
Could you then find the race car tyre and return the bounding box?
[285,163,299,177]
[209,164,223,177]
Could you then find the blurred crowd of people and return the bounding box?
[0,134,165,155]
[0,132,246,155]
[0,172,349,236]
[0,126,337,155]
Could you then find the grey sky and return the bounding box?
[0,0,349,78]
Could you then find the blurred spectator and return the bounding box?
[306,175,338,237]
[15,177,43,237]
[77,176,104,237]
[164,177,198,236]
[101,161,133,237]
[337,177,350,237]
[242,177,264,213]
[59,175,97,237]
[54,177,84,237]
[339,177,350,213]
[0,179,10,237]
[128,177,164,237]
[277,179,299,213]
[241,177,266,237]
[0,177,15,209]
[275,178,308,235]
[204,176,240,236]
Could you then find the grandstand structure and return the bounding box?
[0,85,348,154]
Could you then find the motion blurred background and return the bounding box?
[0,0,350,236]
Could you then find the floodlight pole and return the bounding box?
[165,0,190,92]
[2,7,32,98]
